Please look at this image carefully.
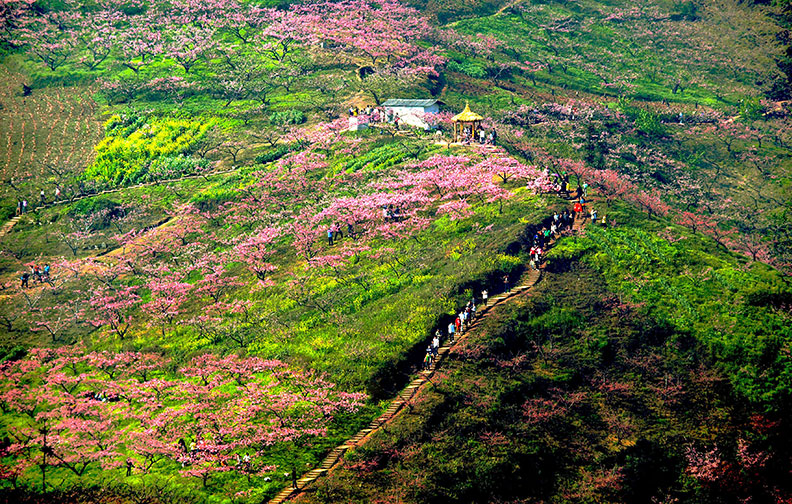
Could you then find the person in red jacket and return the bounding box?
[573,201,583,220]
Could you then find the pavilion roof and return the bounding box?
[452,102,484,122]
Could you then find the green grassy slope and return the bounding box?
[301,209,792,504]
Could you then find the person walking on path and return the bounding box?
[482,289,488,306]
[423,351,433,370]
[591,208,598,223]
[533,246,543,267]
[503,274,510,293]
[573,201,583,220]
[22,199,27,214]
[448,321,456,343]
[432,334,440,355]
[16,200,22,216]
[20,271,29,289]
[327,226,334,246]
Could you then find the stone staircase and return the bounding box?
[267,268,546,504]
[266,211,592,503]
[0,215,21,240]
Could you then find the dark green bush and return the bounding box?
[68,197,120,217]
[190,187,238,212]
[147,155,211,182]
[617,97,665,137]
[269,109,305,126]
[447,60,487,79]
[0,345,28,362]
[255,146,291,164]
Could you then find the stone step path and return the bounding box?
[269,213,589,503]
[0,215,21,240]
[267,260,552,504]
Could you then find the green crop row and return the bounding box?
[84,115,214,187]
[343,144,408,173]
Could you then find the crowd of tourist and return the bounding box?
[348,106,394,124]
[459,127,496,145]
[15,199,28,216]
[382,204,402,222]
[419,193,603,371]
[326,221,355,246]
[19,263,51,288]
[423,297,479,370]
[13,187,64,216]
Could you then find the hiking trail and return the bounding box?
[267,211,585,504]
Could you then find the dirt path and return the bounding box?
[268,212,585,504]
[0,215,21,241]
[0,168,236,242]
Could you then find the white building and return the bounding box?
[382,99,443,130]
[348,115,369,131]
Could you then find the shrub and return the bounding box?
[255,146,292,164]
[672,0,699,21]
[616,97,665,137]
[0,205,15,223]
[190,187,239,212]
[447,60,487,79]
[269,109,306,126]
[147,155,211,181]
[0,345,27,362]
[67,197,124,230]
[739,97,764,122]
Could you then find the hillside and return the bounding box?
[0,0,790,502]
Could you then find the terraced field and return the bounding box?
[0,67,102,202]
